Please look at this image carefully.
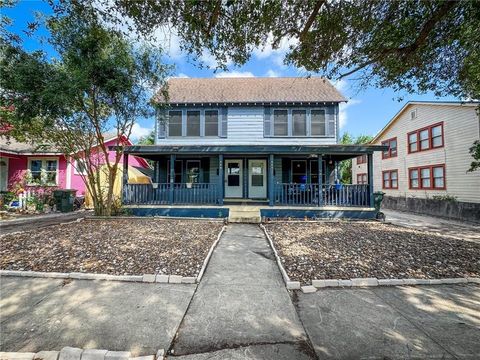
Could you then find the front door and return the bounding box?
[0,157,8,192]
[248,159,267,199]
[225,159,243,198]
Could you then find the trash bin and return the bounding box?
[373,191,385,212]
[53,189,77,212]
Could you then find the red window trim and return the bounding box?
[408,164,446,190]
[381,137,398,159]
[356,173,367,185]
[407,122,444,154]
[356,154,367,164]
[382,169,398,189]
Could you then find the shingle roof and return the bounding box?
[0,137,59,154]
[158,77,346,104]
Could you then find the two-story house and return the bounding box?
[122,77,385,219]
[352,101,480,221]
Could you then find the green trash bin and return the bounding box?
[53,189,77,212]
[373,191,385,212]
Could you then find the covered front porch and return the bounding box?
[121,145,385,209]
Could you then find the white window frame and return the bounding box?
[27,157,59,186]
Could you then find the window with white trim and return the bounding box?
[28,158,58,185]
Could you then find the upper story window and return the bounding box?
[205,110,219,136]
[186,110,201,136]
[266,107,333,138]
[356,154,367,164]
[407,122,444,153]
[357,173,367,185]
[382,137,397,159]
[28,158,58,185]
[409,164,445,190]
[292,110,307,136]
[163,109,223,138]
[273,110,288,136]
[168,111,182,137]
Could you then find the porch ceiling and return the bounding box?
[123,144,386,158]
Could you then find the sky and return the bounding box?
[3,1,459,141]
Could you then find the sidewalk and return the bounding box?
[383,209,480,243]
[170,224,313,359]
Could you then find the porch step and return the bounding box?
[228,207,261,224]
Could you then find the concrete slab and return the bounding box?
[383,209,480,243]
[169,343,314,360]
[297,289,444,359]
[0,277,195,356]
[172,224,309,356]
[373,284,480,358]
[296,285,480,359]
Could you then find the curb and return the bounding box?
[196,225,226,283]
[84,216,225,222]
[259,224,300,290]
[260,225,480,293]
[0,347,165,360]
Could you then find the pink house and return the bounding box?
[0,135,151,195]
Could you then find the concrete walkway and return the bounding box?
[383,209,480,243]
[170,224,314,359]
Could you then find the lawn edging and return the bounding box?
[260,224,480,293]
[1,224,226,285]
[196,225,227,283]
[0,347,165,360]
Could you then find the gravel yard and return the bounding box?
[264,221,480,285]
[0,218,224,277]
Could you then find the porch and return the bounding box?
[121,145,384,209]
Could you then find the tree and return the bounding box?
[468,140,480,173]
[339,133,373,184]
[138,130,155,145]
[93,0,480,99]
[0,10,170,215]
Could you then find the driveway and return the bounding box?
[383,209,480,243]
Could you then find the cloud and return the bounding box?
[333,79,348,94]
[214,71,255,78]
[130,122,153,141]
[265,69,279,77]
[339,99,361,130]
[252,34,297,69]
[174,73,189,78]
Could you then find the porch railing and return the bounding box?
[274,183,370,207]
[123,183,219,205]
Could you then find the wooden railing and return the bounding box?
[123,183,219,205]
[274,183,370,207]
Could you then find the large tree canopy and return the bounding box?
[93,0,479,99]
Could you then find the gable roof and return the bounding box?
[371,101,480,143]
[158,77,346,105]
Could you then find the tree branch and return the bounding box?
[299,0,326,41]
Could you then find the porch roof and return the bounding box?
[123,144,386,160]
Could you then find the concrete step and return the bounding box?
[228,216,261,224]
[228,207,261,224]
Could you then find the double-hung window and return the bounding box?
[382,170,398,189]
[409,164,445,190]
[311,109,326,136]
[28,158,58,185]
[356,154,367,165]
[382,137,397,159]
[204,110,219,136]
[186,110,201,136]
[273,109,288,136]
[292,110,307,136]
[168,111,183,137]
[357,173,367,185]
[407,122,444,153]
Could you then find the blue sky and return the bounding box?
[4,1,459,141]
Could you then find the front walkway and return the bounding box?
[383,209,480,243]
[171,224,314,359]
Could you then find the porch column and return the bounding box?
[218,154,224,205]
[318,155,323,206]
[169,154,176,204]
[153,161,158,183]
[122,153,129,204]
[268,154,274,206]
[367,153,374,207]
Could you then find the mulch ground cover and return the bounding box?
[264,221,480,285]
[0,218,224,277]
